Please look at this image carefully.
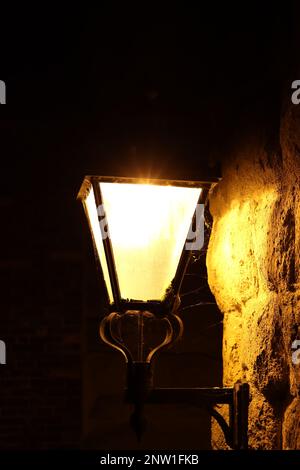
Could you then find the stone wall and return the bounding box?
[207,102,300,449]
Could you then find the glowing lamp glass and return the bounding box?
[81,178,202,304]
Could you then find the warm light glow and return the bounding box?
[99,182,201,301]
[207,190,277,312]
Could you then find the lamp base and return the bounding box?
[126,362,154,442]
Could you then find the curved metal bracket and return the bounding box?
[210,381,249,450]
[99,311,183,365]
[99,312,133,363]
[146,313,183,363]
[208,406,233,448]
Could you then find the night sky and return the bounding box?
[1,3,293,187]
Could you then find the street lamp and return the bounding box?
[78,175,249,449]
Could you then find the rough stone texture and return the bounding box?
[207,101,300,449]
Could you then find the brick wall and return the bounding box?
[0,171,82,448]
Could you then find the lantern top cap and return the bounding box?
[77,175,220,201]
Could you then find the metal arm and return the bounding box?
[125,363,249,450]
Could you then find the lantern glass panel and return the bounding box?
[99,182,201,301]
[84,186,114,302]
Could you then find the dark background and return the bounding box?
[0,2,296,449]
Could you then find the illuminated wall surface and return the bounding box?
[207,104,300,450]
[85,182,201,302]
